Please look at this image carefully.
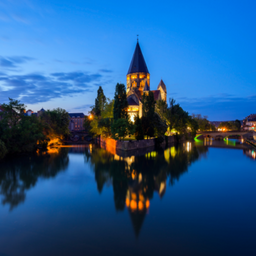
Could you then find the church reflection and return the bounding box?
[84,143,208,236]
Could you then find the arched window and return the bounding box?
[132,81,137,87]
[140,81,145,88]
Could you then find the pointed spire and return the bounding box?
[143,81,149,92]
[157,79,167,93]
[127,42,149,75]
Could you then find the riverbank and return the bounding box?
[96,135,177,156]
[246,139,256,148]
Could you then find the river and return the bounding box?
[0,140,255,256]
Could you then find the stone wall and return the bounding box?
[97,135,176,153]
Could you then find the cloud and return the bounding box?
[99,69,113,73]
[0,70,106,104]
[176,94,256,121]
[0,56,34,68]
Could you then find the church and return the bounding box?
[126,41,167,122]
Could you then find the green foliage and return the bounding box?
[40,108,70,140]
[141,116,155,139]
[0,140,7,159]
[152,113,168,138]
[187,116,199,137]
[155,99,168,124]
[156,98,200,136]
[95,86,106,117]
[113,83,128,120]
[83,115,92,133]
[140,92,156,139]
[111,118,134,140]
[87,98,114,137]
[98,118,113,137]
[218,120,241,131]
[134,115,144,140]
[0,99,46,154]
[142,91,155,119]
[0,99,70,157]
[192,114,216,131]
[0,98,26,127]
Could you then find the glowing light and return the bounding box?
[194,134,202,140]
[131,193,137,200]
[130,114,135,123]
[131,170,137,180]
[146,200,150,208]
[130,200,137,210]
[139,194,144,201]
[186,142,191,152]
[89,114,93,120]
[138,173,142,183]
[138,201,144,211]
[126,198,130,207]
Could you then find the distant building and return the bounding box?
[243,114,256,131]
[26,109,34,116]
[69,113,85,131]
[126,41,167,122]
[37,108,45,117]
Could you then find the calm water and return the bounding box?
[0,140,256,256]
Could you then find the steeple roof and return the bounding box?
[127,42,149,75]
[143,81,149,91]
[157,79,167,93]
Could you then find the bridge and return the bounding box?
[195,131,256,140]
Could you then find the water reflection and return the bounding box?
[84,143,208,236]
[0,148,69,210]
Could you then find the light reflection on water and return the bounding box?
[0,141,256,256]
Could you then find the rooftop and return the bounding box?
[127,42,149,75]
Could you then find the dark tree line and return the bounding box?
[0,98,70,159]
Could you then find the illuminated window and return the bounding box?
[132,81,136,87]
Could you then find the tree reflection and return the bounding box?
[0,148,69,211]
[85,143,208,236]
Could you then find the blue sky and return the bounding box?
[0,0,255,120]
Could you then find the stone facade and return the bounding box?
[126,42,167,120]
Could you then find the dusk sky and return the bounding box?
[0,0,255,120]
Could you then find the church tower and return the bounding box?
[126,41,150,96]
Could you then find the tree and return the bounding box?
[167,98,189,134]
[86,99,114,137]
[134,115,144,140]
[155,100,168,124]
[233,120,241,131]
[152,113,168,138]
[0,98,26,127]
[141,116,155,139]
[142,91,155,119]
[141,92,155,139]
[0,99,46,154]
[111,119,134,140]
[192,114,215,131]
[218,120,241,131]
[40,108,70,140]
[95,86,106,117]
[113,83,128,120]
